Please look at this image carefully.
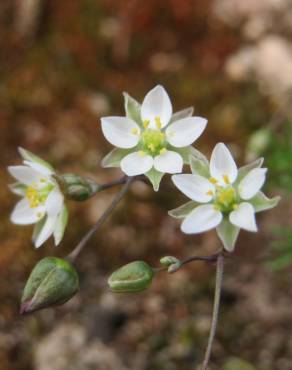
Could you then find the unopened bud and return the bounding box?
[160,256,180,267]
[108,261,154,293]
[55,173,100,201]
[20,257,79,314]
[167,262,182,273]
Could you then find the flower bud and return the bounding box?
[108,261,154,293]
[160,256,180,267]
[167,262,182,273]
[20,257,79,314]
[55,173,100,201]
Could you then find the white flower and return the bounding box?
[8,148,68,248]
[170,143,280,251]
[101,85,207,190]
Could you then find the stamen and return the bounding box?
[159,148,167,155]
[143,120,150,128]
[138,150,145,157]
[232,204,239,210]
[223,175,230,184]
[206,190,213,196]
[131,128,139,135]
[209,177,218,184]
[155,116,162,129]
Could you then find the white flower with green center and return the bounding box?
[101,85,207,190]
[8,148,68,248]
[170,143,280,251]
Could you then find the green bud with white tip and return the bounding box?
[160,256,180,267]
[108,261,154,293]
[55,173,100,201]
[20,257,79,314]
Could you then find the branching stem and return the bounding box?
[67,176,135,262]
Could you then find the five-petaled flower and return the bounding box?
[170,143,280,251]
[8,148,68,248]
[101,85,207,190]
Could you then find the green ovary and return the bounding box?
[141,129,166,156]
[214,186,238,213]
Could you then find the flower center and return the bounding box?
[214,186,238,213]
[141,128,166,156]
[26,182,54,208]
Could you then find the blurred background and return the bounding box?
[0,0,292,369]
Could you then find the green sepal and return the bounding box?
[101,148,133,168]
[18,147,54,172]
[108,261,154,293]
[54,206,68,245]
[169,107,194,123]
[21,257,79,314]
[56,173,100,201]
[236,158,264,184]
[32,217,46,244]
[168,201,198,219]
[145,168,164,191]
[190,154,210,177]
[160,256,180,267]
[170,146,204,165]
[123,92,143,127]
[249,191,281,213]
[216,218,240,252]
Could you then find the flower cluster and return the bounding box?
[8,85,279,252]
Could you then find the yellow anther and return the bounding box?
[155,116,162,129]
[213,204,220,211]
[159,132,165,139]
[209,177,218,184]
[206,190,213,196]
[143,120,150,128]
[26,187,40,208]
[138,150,145,157]
[148,143,156,152]
[131,128,139,135]
[232,204,239,210]
[223,175,230,184]
[159,148,167,155]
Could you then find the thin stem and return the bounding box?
[67,176,135,262]
[201,253,224,370]
[180,253,220,266]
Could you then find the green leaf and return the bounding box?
[54,206,68,245]
[190,154,210,177]
[101,148,133,168]
[168,201,198,219]
[169,107,194,123]
[123,92,143,127]
[249,191,281,213]
[145,168,164,191]
[236,157,264,184]
[18,147,54,171]
[9,182,26,196]
[216,218,240,252]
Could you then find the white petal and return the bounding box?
[210,143,238,185]
[153,151,183,174]
[23,160,53,176]
[8,165,41,185]
[120,151,153,176]
[181,204,223,234]
[238,168,267,200]
[166,117,207,147]
[141,85,172,129]
[101,116,140,149]
[45,187,64,216]
[10,198,45,225]
[172,174,215,202]
[34,215,58,248]
[229,202,257,232]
